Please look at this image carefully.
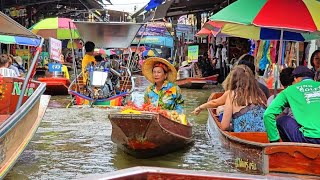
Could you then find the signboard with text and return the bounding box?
[188,45,199,62]
[48,63,62,72]
[49,38,62,61]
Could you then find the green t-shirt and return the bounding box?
[264,79,320,141]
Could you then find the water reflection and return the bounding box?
[6,76,236,179]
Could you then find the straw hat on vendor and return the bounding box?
[142,57,177,84]
[142,57,184,113]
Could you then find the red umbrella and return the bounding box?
[195,28,213,37]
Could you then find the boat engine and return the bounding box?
[86,63,121,99]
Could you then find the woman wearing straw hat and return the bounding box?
[142,57,184,113]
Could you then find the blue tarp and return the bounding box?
[145,0,165,11]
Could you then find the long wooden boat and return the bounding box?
[177,74,218,89]
[207,92,320,176]
[38,77,70,95]
[0,77,49,178]
[177,78,207,89]
[108,112,193,158]
[68,66,134,106]
[81,166,303,180]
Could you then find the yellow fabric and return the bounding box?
[256,41,265,69]
[221,23,260,40]
[62,65,69,79]
[81,54,96,83]
[303,0,320,31]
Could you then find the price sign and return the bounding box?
[48,63,62,72]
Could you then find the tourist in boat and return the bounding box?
[8,54,20,76]
[310,50,320,81]
[82,41,96,84]
[0,54,18,77]
[142,57,184,113]
[264,66,320,144]
[192,57,269,116]
[218,65,266,132]
[12,56,26,75]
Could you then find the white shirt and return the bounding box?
[9,65,20,76]
[0,67,18,77]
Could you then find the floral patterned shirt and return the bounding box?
[144,81,184,113]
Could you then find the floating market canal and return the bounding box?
[6,76,238,179]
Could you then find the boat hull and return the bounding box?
[82,166,295,180]
[38,77,70,95]
[177,79,207,89]
[68,67,133,106]
[109,113,193,158]
[207,92,320,176]
[0,77,49,178]
[177,75,218,89]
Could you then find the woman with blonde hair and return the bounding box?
[220,65,267,132]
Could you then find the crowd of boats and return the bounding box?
[0,4,320,179]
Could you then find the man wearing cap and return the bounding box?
[264,66,320,144]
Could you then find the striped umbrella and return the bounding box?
[30,17,80,39]
[203,20,320,41]
[209,0,320,41]
[0,35,40,46]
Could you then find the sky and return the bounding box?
[103,0,150,13]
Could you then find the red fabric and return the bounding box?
[253,0,317,32]
[196,28,212,36]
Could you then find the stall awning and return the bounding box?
[0,11,38,38]
[74,22,144,49]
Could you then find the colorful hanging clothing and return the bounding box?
[270,40,278,64]
[259,40,272,70]
[144,81,184,113]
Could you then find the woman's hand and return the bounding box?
[191,106,203,115]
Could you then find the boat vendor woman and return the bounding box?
[142,57,184,113]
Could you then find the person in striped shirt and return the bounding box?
[0,54,18,77]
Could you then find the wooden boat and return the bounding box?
[82,166,305,180]
[38,77,70,95]
[68,66,133,106]
[108,112,193,158]
[0,77,49,178]
[177,74,218,89]
[0,11,48,178]
[68,22,144,107]
[207,92,320,176]
[177,77,207,89]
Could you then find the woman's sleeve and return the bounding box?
[175,86,184,113]
[144,87,150,104]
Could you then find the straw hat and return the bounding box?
[13,56,23,66]
[142,57,177,83]
[181,61,189,67]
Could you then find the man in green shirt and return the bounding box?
[264,66,320,144]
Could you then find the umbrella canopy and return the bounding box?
[203,20,320,41]
[94,49,116,56]
[210,0,320,32]
[195,28,213,37]
[67,40,83,49]
[30,17,80,39]
[0,34,40,46]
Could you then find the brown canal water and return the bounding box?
[5,76,237,180]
